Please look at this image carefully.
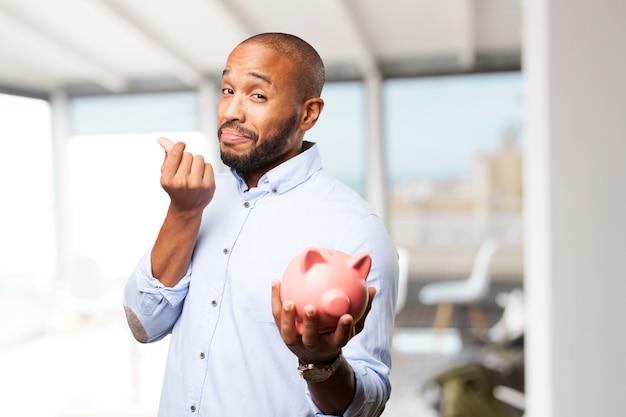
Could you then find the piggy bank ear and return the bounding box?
[300,247,326,273]
[348,253,372,279]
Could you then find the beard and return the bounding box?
[218,111,299,173]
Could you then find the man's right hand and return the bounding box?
[151,137,216,287]
[158,137,216,214]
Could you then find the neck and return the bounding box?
[241,141,312,188]
[242,171,261,188]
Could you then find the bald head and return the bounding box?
[239,33,325,101]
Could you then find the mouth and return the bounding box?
[218,122,257,147]
[219,129,251,144]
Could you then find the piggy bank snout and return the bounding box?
[321,289,351,317]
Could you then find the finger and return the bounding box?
[176,151,194,178]
[158,136,174,152]
[354,287,377,335]
[190,155,208,186]
[280,300,299,344]
[361,286,376,320]
[300,305,320,348]
[271,280,283,326]
[365,287,377,312]
[160,141,186,178]
[201,163,216,189]
[333,314,354,347]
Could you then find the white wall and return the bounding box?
[524,1,626,416]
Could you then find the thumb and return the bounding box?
[158,136,175,152]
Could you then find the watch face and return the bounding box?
[301,368,332,382]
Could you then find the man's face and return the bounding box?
[217,42,303,173]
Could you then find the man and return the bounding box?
[123,32,399,416]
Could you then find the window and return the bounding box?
[314,81,366,194]
[385,72,523,245]
[384,72,524,281]
[0,93,54,346]
[66,91,203,279]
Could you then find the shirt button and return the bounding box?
[223,248,229,254]
[271,188,278,194]
[244,201,250,208]
[190,405,196,412]
[211,300,218,307]
[200,352,205,359]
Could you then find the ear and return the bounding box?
[300,247,326,273]
[299,98,324,131]
[348,252,372,280]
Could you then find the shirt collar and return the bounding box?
[231,141,322,195]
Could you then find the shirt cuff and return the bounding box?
[307,360,375,417]
[134,249,191,308]
[339,361,369,417]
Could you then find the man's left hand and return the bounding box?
[271,280,376,363]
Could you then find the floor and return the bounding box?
[0,282,523,416]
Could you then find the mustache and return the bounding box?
[218,121,258,142]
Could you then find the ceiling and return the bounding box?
[0,0,522,98]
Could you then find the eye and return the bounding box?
[222,87,234,95]
[252,93,266,101]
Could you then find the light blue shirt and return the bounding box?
[123,142,399,417]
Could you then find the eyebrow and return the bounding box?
[222,69,272,85]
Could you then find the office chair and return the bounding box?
[418,239,499,337]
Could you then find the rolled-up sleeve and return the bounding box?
[305,356,391,417]
[123,249,191,343]
[343,360,391,417]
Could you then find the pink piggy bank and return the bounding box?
[280,247,372,334]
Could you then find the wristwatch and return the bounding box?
[297,352,343,382]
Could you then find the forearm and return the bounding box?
[307,354,356,415]
[151,204,203,287]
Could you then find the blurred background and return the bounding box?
[0,1,624,416]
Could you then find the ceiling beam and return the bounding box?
[0,3,127,93]
[96,0,206,88]
[458,0,477,69]
[332,0,380,78]
[212,0,259,37]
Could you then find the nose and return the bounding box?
[218,93,245,123]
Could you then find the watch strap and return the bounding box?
[297,352,343,382]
